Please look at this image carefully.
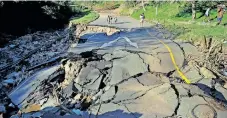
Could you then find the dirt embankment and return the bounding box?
[73,24,120,38]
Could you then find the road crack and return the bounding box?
[170,83,180,117]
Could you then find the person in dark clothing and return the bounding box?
[114,17,117,24]
[109,16,113,24]
[107,15,110,24]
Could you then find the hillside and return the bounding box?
[130,2,227,41]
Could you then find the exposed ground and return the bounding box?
[0,11,227,118]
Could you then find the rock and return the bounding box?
[87,61,112,70]
[199,67,216,79]
[109,53,147,85]
[112,78,156,103]
[41,95,58,110]
[9,44,16,48]
[92,90,104,102]
[83,74,103,91]
[74,64,105,91]
[75,67,100,85]
[71,43,78,48]
[224,82,227,89]
[74,83,83,92]
[39,98,48,105]
[160,74,171,83]
[100,86,116,102]
[63,60,84,87]
[136,72,163,86]
[139,42,184,73]
[178,96,210,118]
[172,65,203,83]
[223,70,227,76]
[22,104,41,113]
[116,83,177,117]
[111,50,131,59]
[103,54,112,61]
[74,94,82,101]
[62,82,74,98]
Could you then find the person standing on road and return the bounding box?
[107,15,110,24]
[217,5,225,25]
[110,16,113,24]
[140,13,145,27]
[114,17,117,24]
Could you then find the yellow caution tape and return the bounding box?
[146,30,191,84]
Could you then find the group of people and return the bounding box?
[107,15,117,24]
[204,4,226,25]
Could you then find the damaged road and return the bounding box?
[1,15,227,118]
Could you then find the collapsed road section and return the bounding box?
[1,24,227,118]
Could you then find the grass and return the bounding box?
[131,3,227,41]
[70,10,99,25]
[93,2,121,10]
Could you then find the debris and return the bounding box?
[1,20,227,118]
[223,81,227,89]
[9,45,16,48]
[100,86,116,102]
[39,98,48,105]
[3,79,15,84]
[74,94,82,101]
[223,70,227,76]
[74,83,83,92]
[22,104,41,113]
[199,67,216,79]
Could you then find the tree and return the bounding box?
[191,0,196,20]
[142,0,146,11]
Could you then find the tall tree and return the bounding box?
[142,0,146,11]
[191,0,196,20]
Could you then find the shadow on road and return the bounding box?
[41,109,142,118]
[114,22,130,24]
[193,83,227,104]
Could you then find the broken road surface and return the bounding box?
[3,13,227,118]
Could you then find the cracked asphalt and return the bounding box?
[9,13,227,118]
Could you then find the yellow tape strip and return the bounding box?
[146,30,191,84]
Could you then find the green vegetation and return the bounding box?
[70,10,99,24]
[76,1,121,11]
[131,2,227,41]
[93,1,121,10]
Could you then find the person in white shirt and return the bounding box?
[204,8,211,22]
[140,13,145,27]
